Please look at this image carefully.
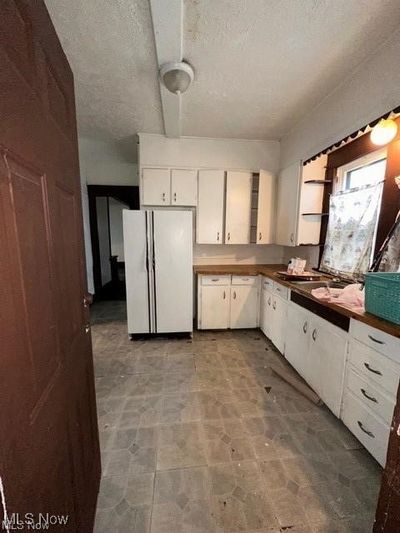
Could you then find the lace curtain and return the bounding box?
[320,182,383,280]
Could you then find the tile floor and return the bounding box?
[92,301,382,533]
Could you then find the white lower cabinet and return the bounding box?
[260,287,273,338]
[285,302,348,417]
[199,285,230,330]
[197,275,259,330]
[270,294,287,354]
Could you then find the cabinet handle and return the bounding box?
[290,233,294,243]
[233,291,236,299]
[361,388,378,403]
[364,362,382,376]
[312,328,317,341]
[217,231,220,241]
[227,232,231,241]
[357,420,375,439]
[162,192,166,202]
[211,278,219,282]
[272,300,276,310]
[173,192,177,202]
[223,291,226,299]
[259,232,262,241]
[268,297,271,306]
[276,287,281,292]
[303,321,308,334]
[242,278,249,281]
[368,334,385,345]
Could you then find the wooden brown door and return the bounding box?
[0,1,100,531]
[374,381,400,532]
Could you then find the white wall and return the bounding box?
[80,175,95,294]
[79,136,138,185]
[194,244,284,265]
[139,134,280,173]
[280,29,400,169]
[109,198,127,261]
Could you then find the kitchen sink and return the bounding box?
[291,280,348,290]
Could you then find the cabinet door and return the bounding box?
[142,168,171,205]
[225,171,252,244]
[197,170,225,244]
[171,169,197,206]
[199,285,230,329]
[261,287,273,338]
[309,317,348,417]
[230,285,259,329]
[275,162,301,246]
[285,303,311,379]
[270,294,287,354]
[297,155,327,245]
[257,170,275,244]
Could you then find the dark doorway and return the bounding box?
[88,185,139,299]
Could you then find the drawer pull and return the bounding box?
[211,279,219,282]
[364,362,382,376]
[357,420,375,438]
[312,329,317,342]
[233,291,237,299]
[242,278,249,281]
[303,321,308,334]
[361,388,378,403]
[276,287,281,292]
[368,334,385,345]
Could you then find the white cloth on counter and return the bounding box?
[311,283,365,311]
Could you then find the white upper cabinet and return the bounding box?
[225,171,252,244]
[276,162,301,246]
[297,155,327,245]
[196,170,225,244]
[142,168,171,205]
[171,169,197,206]
[276,155,327,246]
[256,170,275,244]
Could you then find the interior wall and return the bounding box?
[80,174,95,294]
[139,134,280,172]
[193,244,284,265]
[79,136,138,185]
[109,198,127,261]
[280,29,400,169]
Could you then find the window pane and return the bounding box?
[345,158,386,190]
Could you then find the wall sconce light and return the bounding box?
[370,118,398,146]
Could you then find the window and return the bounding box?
[320,150,386,280]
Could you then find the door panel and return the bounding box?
[270,295,287,354]
[153,210,193,333]
[200,286,230,329]
[123,210,151,334]
[261,288,272,338]
[142,167,170,205]
[225,171,252,244]
[197,169,225,244]
[276,162,301,246]
[285,303,311,380]
[0,2,100,530]
[257,170,275,244]
[171,169,197,206]
[230,286,259,328]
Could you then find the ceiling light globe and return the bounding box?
[370,119,398,146]
[160,61,194,95]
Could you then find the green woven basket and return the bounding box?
[364,272,400,325]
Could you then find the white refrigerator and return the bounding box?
[123,210,193,335]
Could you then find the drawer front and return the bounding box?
[346,367,395,425]
[349,338,400,397]
[342,390,390,467]
[273,282,289,300]
[262,276,274,290]
[350,319,400,362]
[232,275,259,286]
[200,275,231,286]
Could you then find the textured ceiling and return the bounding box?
[45,0,400,144]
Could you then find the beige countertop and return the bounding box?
[193,264,400,338]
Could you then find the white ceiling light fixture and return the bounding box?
[370,118,398,146]
[159,61,194,95]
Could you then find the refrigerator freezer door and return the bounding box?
[153,210,193,333]
[123,210,151,334]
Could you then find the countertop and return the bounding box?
[193,264,400,338]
